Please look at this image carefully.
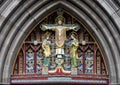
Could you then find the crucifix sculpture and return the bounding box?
[41,13,80,57]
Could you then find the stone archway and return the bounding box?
[0,0,120,84]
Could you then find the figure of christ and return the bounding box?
[41,15,80,56]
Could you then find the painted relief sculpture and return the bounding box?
[12,9,108,84]
[85,50,94,73]
[41,16,79,58]
[42,32,51,66]
[41,10,80,73]
[70,33,79,67]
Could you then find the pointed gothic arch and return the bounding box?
[10,9,109,84]
[0,0,119,84]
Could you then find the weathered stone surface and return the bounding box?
[0,0,120,84]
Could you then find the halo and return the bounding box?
[44,31,51,38]
[69,31,78,39]
[55,15,65,24]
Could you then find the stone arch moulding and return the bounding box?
[0,0,119,84]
